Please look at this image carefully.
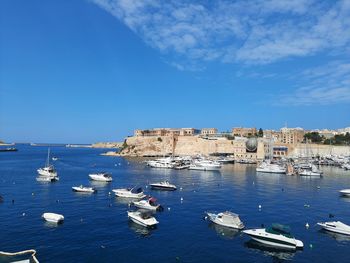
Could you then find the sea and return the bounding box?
[1,144,350,263]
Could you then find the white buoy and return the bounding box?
[305,222,310,229]
[168,207,171,211]
[22,212,26,216]
[180,187,183,191]
[258,205,262,210]
[108,192,111,195]
[180,197,184,202]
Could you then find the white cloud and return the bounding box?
[91,0,350,65]
[277,61,350,105]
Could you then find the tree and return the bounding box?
[304,132,323,143]
[258,128,263,137]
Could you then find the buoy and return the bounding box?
[108,192,111,195]
[309,244,313,249]
[32,192,35,196]
[317,186,321,189]
[101,245,105,249]
[305,223,310,229]
[168,207,171,211]
[258,205,262,210]
[22,212,26,216]
[304,204,310,208]
[253,181,255,185]
[180,187,183,191]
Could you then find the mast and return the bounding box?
[46,148,50,167]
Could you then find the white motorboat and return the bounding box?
[132,197,162,211]
[36,176,58,182]
[339,189,350,196]
[149,181,177,191]
[37,148,58,178]
[256,162,286,174]
[146,157,175,169]
[189,160,221,171]
[243,224,304,250]
[317,221,350,235]
[206,211,244,229]
[127,210,159,228]
[299,170,321,176]
[113,186,146,199]
[72,185,96,193]
[89,172,112,182]
[42,212,64,223]
[217,157,235,164]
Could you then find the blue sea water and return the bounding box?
[1,145,350,263]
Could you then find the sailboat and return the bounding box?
[37,148,59,180]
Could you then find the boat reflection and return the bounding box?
[244,240,296,261]
[208,222,240,240]
[319,229,350,242]
[128,221,154,237]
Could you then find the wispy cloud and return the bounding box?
[91,0,350,66]
[277,61,350,105]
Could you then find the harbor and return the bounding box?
[1,144,350,262]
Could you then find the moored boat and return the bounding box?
[317,221,350,236]
[127,210,159,228]
[149,181,177,191]
[243,224,303,250]
[113,186,146,199]
[72,185,96,193]
[206,211,244,229]
[42,212,64,223]
[339,189,350,196]
[132,197,162,211]
[89,172,112,182]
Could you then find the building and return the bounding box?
[279,127,305,145]
[134,128,200,137]
[201,128,218,136]
[232,127,257,137]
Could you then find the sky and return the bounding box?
[0,0,349,143]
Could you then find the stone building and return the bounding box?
[134,128,200,137]
[201,128,218,135]
[232,127,257,137]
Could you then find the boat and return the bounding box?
[189,159,221,171]
[243,224,304,250]
[0,147,18,152]
[127,210,159,228]
[149,181,177,191]
[339,189,350,196]
[113,186,146,199]
[132,197,162,211]
[89,172,112,182]
[216,157,235,164]
[37,148,58,179]
[256,162,286,174]
[42,212,64,223]
[299,170,321,176]
[317,221,350,235]
[36,176,58,182]
[205,211,244,229]
[72,185,96,193]
[0,249,39,263]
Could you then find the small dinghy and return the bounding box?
[132,197,163,211]
[339,189,350,197]
[113,186,146,199]
[317,221,350,236]
[206,211,244,229]
[42,212,64,223]
[127,210,159,228]
[149,181,177,191]
[89,172,112,182]
[243,224,303,250]
[72,185,96,193]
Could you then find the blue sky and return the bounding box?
[1,0,349,143]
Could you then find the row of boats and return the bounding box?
[205,210,350,250]
[146,156,227,171]
[256,160,324,176]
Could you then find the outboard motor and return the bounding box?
[157,205,164,212]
